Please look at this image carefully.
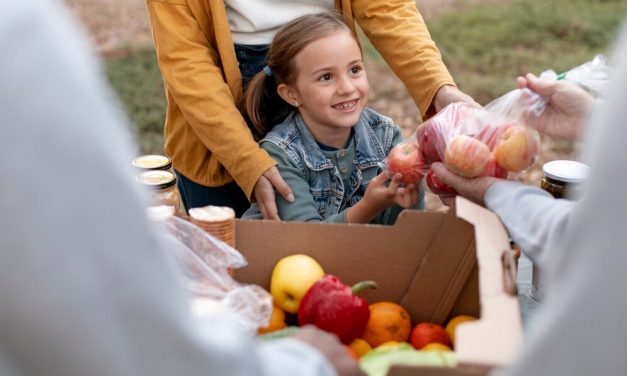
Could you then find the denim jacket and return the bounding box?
[243,107,417,223]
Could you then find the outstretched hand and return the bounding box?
[253,166,294,220]
[517,73,595,141]
[433,85,480,112]
[431,162,500,206]
[365,173,419,210]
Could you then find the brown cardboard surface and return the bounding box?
[233,197,522,373]
[235,207,479,323]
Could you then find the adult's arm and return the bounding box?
[484,181,575,264]
[351,0,458,118]
[146,0,276,199]
[0,2,337,375]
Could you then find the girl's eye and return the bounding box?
[319,73,332,81]
[350,65,362,74]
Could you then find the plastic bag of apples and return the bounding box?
[382,55,611,197]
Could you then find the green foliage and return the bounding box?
[105,47,166,154]
[105,1,627,152]
[427,0,627,104]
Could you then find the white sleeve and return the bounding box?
[484,180,575,265]
[0,1,335,376]
[494,22,627,376]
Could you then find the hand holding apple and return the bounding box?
[386,142,426,185]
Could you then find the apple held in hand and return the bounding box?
[270,254,325,314]
[426,168,456,196]
[494,125,540,172]
[481,154,508,178]
[475,123,514,150]
[444,135,490,178]
[387,142,426,185]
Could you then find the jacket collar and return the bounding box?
[292,111,387,172]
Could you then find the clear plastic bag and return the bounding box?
[147,206,273,333]
[382,55,611,197]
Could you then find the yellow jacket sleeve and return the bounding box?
[350,0,456,119]
[146,0,276,199]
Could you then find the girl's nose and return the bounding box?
[336,75,356,95]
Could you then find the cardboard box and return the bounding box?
[234,197,522,374]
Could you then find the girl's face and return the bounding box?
[278,30,368,147]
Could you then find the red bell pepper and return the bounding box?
[297,275,377,344]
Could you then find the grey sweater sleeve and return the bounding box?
[484,180,574,264]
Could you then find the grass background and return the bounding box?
[105,0,627,155]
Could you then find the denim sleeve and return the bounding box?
[262,143,348,223]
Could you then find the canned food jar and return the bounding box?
[132,154,172,172]
[541,160,588,199]
[136,170,182,214]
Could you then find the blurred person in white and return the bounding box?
[432,22,627,376]
[0,1,362,375]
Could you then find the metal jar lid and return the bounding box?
[136,170,176,190]
[132,154,172,171]
[542,160,588,183]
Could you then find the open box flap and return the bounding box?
[452,197,523,367]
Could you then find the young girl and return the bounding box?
[242,12,424,224]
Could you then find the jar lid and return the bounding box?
[132,155,172,170]
[542,160,588,183]
[136,170,177,190]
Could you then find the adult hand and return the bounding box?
[433,85,480,112]
[517,73,595,141]
[431,162,500,206]
[253,166,294,220]
[294,325,365,376]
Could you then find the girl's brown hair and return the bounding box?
[244,12,358,139]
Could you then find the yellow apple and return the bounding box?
[270,254,325,314]
[494,125,540,172]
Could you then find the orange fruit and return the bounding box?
[421,343,453,352]
[445,315,477,346]
[362,302,412,347]
[410,322,452,350]
[258,304,287,334]
[349,338,372,358]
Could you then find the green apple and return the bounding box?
[270,254,325,314]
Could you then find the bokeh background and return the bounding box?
[65,0,627,209]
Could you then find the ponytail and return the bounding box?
[244,70,294,140]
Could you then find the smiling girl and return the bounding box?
[243,12,424,224]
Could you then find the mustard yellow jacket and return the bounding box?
[146,0,455,199]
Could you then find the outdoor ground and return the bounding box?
[64,0,627,210]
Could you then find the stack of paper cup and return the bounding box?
[188,205,236,248]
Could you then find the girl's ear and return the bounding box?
[277,84,301,107]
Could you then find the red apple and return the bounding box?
[387,143,426,185]
[426,168,457,196]
[481,154,509,178]
[410,322,452,350]
[475,122,515,150]
[494,125,540,172]
[444,135,490,178]
[416,120,446,164]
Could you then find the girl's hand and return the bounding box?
[347,172,418,223]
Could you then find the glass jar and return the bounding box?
[136,170,183,215]
[530,160,588,302]
[132,154,172,172]
[540,160,588,199]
